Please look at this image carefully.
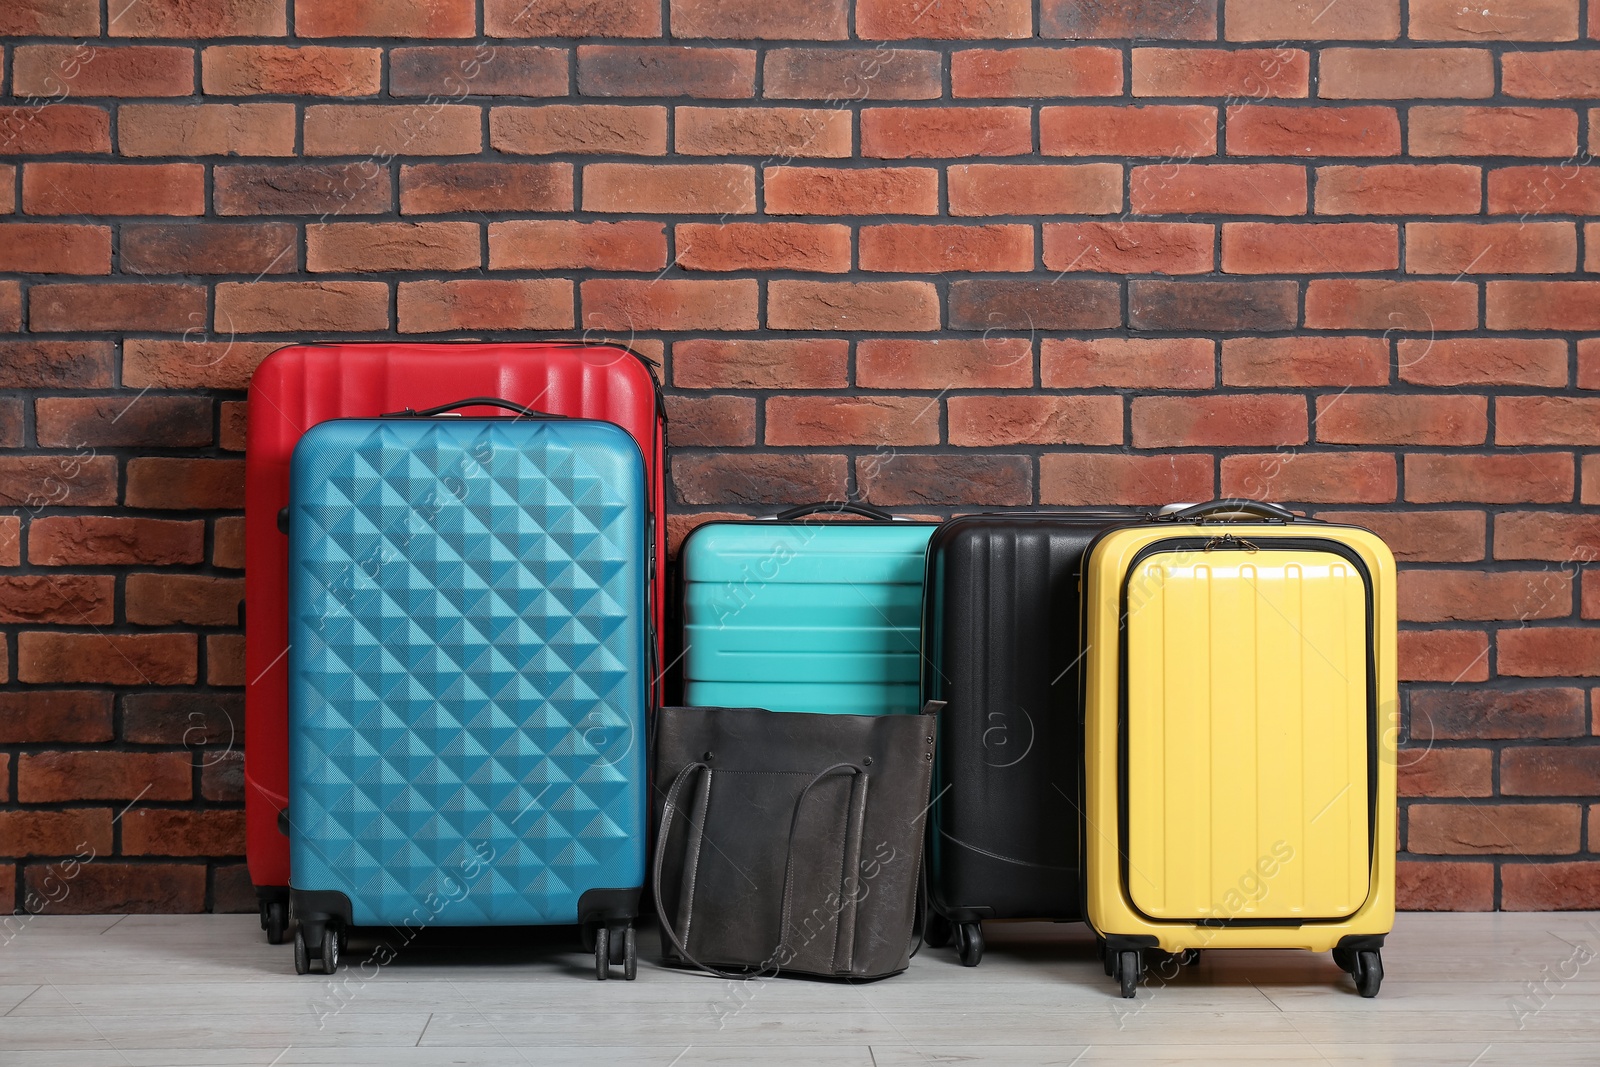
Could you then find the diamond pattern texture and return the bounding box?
[287,419,648,927]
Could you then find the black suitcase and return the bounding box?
[920,511,1143,966]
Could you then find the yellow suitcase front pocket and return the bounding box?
[1123,548,1371,923]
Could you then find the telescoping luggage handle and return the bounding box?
[1157,499,1301,524]
[767,502,903,522]
[379,397,565,420]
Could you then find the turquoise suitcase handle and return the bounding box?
[772,502,896,522]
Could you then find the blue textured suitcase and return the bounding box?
[679,504,936,716]
[285,403,649,979]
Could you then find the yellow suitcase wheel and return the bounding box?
[1116,949,1142,998]
[1351,949,1383,998]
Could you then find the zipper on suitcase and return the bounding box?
[1113,534,1382,928]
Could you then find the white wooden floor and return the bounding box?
[2,913,1598,1065]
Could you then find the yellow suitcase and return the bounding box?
[1082,500,1397,998]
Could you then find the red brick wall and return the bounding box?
[2,0,1597,913]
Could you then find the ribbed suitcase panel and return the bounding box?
[681,523,935,716]
[1125,551,1371,921]
[923,516,1134,920]
[287,419,648,927]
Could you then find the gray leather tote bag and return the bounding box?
[652,703,941,980]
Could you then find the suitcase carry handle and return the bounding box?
[380,397,564,419]
[770,502,897,522]
[1159,499,1299,523]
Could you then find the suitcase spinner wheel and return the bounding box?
[1337,946,1384,998]
[594,923,638,981]
[291,919,343,976]
[953,921,984,967]
[259,898,288,946]
[1113,949,1143,999]
[1352,951,1383,998]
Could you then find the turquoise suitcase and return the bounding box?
[680,504,936,716]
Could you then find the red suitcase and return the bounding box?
[244,342,666,942]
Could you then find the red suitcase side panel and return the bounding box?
[244,342,666,893]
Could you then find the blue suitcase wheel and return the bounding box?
[293,921,340,976]
[595,923,637,981]
[594,926,610,981]
[321,924,341,975]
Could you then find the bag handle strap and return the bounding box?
[770,502,896,522]
[1157,499,1299,524]
[652,760,865,981]
[379,397,564,420]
